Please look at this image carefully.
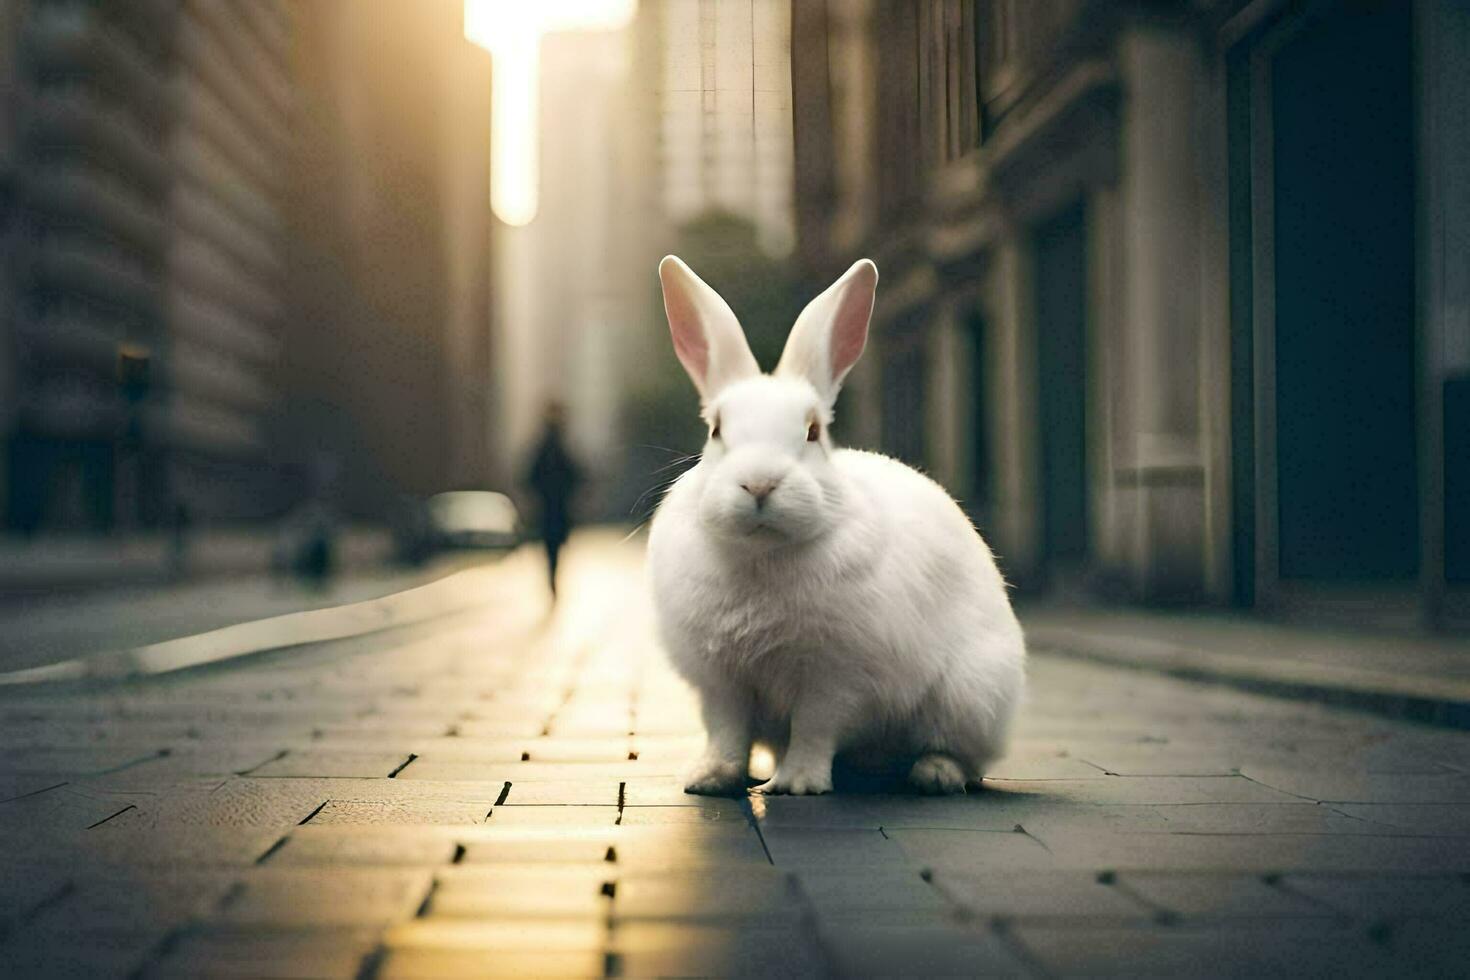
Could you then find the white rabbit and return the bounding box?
[648,255,1026,796]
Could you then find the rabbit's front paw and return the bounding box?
[684,758,748,796]
[761,763,833,796]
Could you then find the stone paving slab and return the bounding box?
[1008,921,1403,978]
[145,926,381,980]
[1,537,1469,977]
[1113,871,1337,921]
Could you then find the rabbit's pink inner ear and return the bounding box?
[667,303,709,389]
[829,261,876,384]
[661,267,711,392]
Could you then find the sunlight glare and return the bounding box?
[464,0,638,227]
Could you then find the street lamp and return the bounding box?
[463,0,638,227]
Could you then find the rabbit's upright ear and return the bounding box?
[659,256,759,402]
[776,259,877,405]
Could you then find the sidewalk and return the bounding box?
[0,533,1467,978]
[1023,604,1470,729]
[0,526,395,597]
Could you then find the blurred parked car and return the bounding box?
[429,491,522,550]
[391,491,523,565]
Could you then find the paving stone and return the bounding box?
[307,798,493,826]
[456,717,556,739]
[1036,829,1470,873]
[1389,920,1470,976]
[621,775,735,807]
[1238,768,1470,803]
[27,871,237,934]
[497,779,621,806]
[748,795,890,829]
[608,921,829,978]
[485,805,620,826]
[818,920,1030,978]
[986,752,1110,778]
[1022,802,1369,836]
[793,868,950,915]
[618,804,749,826]
[145,926,379,979]
[395,738,527,764]
[134,744,292,779]
[1010,922,1398,978]
[547,708,633,737]
[759,827,912,870]
[376,947,606,979]
[609,825,771,869]
[1330,803,1470,835]
[612,867,797,922]
[313,718,457,739]
[0,782,149,833]
[1281,873,1470,920]
[77,824,285,868]
[0,745,170,777]
[382,918,607,953]
[248,751,416,779]
[396,759,644,781]
[426,866,613,918]
[1117,872,1335,920]
[888,828,1059,872]
[111,778,327,828]
[217,868,432,926]
[0,774,73,802]
[272,827,461,866]
[457,829,618,865]
[932,869,1151,921]
[984,775,1305,805]
[0,865,72,924]
[519,737,636,763]
[629,735,704,763]
[0,925,161,978]
[1074,748,1243,776]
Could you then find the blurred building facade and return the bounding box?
[491,1,664,503]
[660,0,794,257]
[793,0,1470,628]
[286,0,495,517]
[0,0,495,531]
[495,0,799,522]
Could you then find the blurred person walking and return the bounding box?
[525,403,583,599]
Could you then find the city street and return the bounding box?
[0,534,1467,978]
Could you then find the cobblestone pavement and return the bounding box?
[1,536,1468,978]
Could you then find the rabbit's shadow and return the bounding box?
[746,763,1064,804]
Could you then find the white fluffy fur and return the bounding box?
[649,256,1026,796]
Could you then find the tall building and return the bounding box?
[2,0,193,530]
[284,0,495,517]
[167,0,292,520]
[489,0,798,519]
[660,0,794,256]
[488,0,665,504]
[792,0,1470,629]
[0,0,497,530]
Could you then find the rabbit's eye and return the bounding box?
[806,422,820,443]
[710,419,721,440]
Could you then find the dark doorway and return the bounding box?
[1270,2,1417,582]
[1034,201,1089,571]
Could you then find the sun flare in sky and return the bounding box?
[464,0,639,227]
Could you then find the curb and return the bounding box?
[1027,624,1470,731]
[0,553,529,688]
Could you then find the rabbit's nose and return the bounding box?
[740,478,780,505]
